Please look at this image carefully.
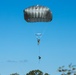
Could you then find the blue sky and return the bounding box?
[0,0,76,75]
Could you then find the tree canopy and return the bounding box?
[26,69,49,75]
[10,73,19,75]
[58,64,76,75]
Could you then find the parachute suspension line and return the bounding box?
[35,33,42,61]
[37,38,41,62]
[38,43,41,62]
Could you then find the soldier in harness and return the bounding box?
[37,38,40,45]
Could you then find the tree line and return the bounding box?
[6,64,76,75]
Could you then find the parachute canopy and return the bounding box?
[23,5,52,22]
[35,33,42,39]
[35,33,42,36]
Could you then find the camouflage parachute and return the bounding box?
[23,5,52,22]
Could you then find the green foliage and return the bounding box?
[58,64,76,75]
[44,73,49,75]
[26,69,49,75]
[10,73,19,75]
